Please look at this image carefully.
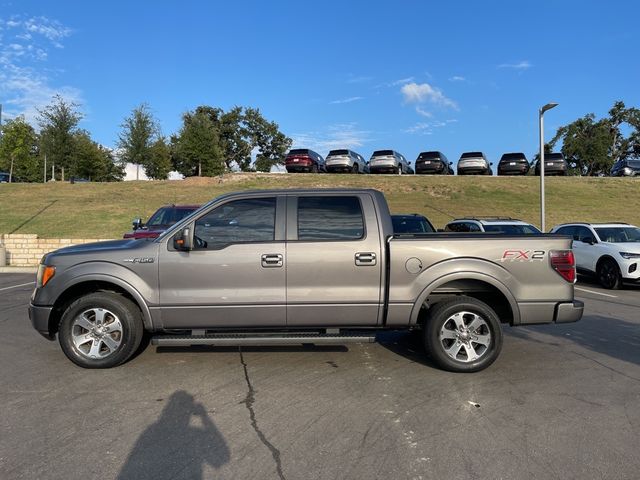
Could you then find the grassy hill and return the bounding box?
[0,173,638,238]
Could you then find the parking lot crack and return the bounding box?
[239,348,286,480]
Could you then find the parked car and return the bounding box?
[534,153,568,176]
[369,150,412,174]
[550,222,640,289]
[415,151,454,175]
[444,217,541,234]
[457,152,493,175]
[123,204,201,239]
[29,188,582,372]
[0,172,10,183]
[285,149,326,173]
[391,214,436,233]
[325,149,368,174]
[611,159,640,177]
[497,152,530,176]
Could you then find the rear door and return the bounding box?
[285,193,383,326]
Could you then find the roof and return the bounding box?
[451,217,531,225]
[553,222,632,228]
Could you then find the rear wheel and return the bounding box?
[311,164,319,173]
[58,292,144,368]
[351,164,359,174]
[397,166,402,175]
[424,296,503,372]
[597,258,622,290]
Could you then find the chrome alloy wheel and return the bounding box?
[71,308,123,359]
[438,311,491,363]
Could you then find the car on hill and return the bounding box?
[369,150,412,174]
[0,172,10,183]
[457,152,493,175]
[444,217,541,235]
[285,149,326,173]
[325,149,368,173]
[123,204,201,240]
[550,222,640,289]
[415,151,454,175]
[497,153,530,176]
[391,214,436,233]
[610,159,640,177]
[534,153,568,176]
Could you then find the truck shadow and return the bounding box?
[376,330,440,369]
[155,345,348,354]
[117,390,229,480]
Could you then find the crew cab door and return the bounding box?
[285,194,383,326]
[157,196,286,328]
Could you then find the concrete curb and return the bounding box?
[0,267,37,274]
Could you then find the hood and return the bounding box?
[43,239,158,266]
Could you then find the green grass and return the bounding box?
[0,173,638,238]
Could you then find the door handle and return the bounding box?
[261,254,283,268]
[355,252,377,266]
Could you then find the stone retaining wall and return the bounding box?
[1,234,115,267]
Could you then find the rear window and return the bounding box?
[297,196,364,241]
[546,153,564,161]
[483,224,541,234]
[372,150,394,157]
[500,153,526,161]
[418,151,441,160]
[288,149,310,155]
[461,152,483,158]
[328,149,349,156]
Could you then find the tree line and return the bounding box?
[0,95,292,182]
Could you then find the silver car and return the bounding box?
[369,150,412,174]
[325,149,368,174]
[457,151,493,175]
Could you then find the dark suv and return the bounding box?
[391,214,436,233]
[497,152,530,176]
[285,149,326,173]
[611,159,640,177]
[457,152,493,175]
[534,153,568,176]
[415,151,453,175]
[123,204,201,239]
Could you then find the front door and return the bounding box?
[285,194,383,327]
[158,196,286,329]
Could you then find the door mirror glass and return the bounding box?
[174,227,193,251]
[132,218,143,230]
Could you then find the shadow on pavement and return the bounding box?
[155,344,348,354]
[118,390,229,480]
[376,330,440,369]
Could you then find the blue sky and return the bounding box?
[1,0,639,170]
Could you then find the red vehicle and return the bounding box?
[123,204,201,239]
[285,148,326,173]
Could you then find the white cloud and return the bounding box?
[390,76,414,86]
[415,106,432,118]
[0,15,81,124]
[405,119,457,135]
[449,75,466,82]
[498,60,532,70]
[400,82,458,110]
[346,74,372,84]
[329,96,364,105]
[291,123,371,155]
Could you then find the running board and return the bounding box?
[151,332,376,347]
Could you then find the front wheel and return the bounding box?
[424,296,503,372]
[58,292,144,368]
[597,258,622,289]
[397,166,402,175]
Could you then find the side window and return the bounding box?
[468,222,482,232]
[297,196,364,241]
[445,223,469,232]
[555,226,575,238]
[574,226,593,242]
[194,198,276,249]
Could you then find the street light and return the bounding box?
[539,102,558,232]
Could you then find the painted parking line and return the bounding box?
[0,282,35,292]
[575,287,617,298]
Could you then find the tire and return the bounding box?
[397,166,402,175]
[597,258,622,290]
[424,296,503,373]
[351,164,359,174]
[58,291,144,368]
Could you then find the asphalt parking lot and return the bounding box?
[1,273,639,480]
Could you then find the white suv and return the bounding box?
[550,222,640,289]
[444,217,541,235]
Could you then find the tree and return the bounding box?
[72,131,124,182]
[38,95,82,180]
[117,104,159,180]
[243,108,291,172]
[0,116,41,182]
[147,137,172,180]
[172,110,224,177]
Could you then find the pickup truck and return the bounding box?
[29,189,583,372]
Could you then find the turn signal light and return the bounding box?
[550,250,576,283]
[36,265,56,288]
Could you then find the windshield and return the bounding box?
[483,224,541,234]
[147,207,199,227]
[595,227,640,243]
[392,216,435,233]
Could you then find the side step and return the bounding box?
[151,332,377,347]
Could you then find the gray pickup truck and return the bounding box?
[29,189,583,372]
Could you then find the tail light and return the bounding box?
[550,250,576,283]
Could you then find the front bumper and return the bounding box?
[29,303,54,339]
[554,300,584,324]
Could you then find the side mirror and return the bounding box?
[132,218,143,230]
[449,161,453,165]
[490,162,494,166]
[582,236,595,245]
[174,227,193,251]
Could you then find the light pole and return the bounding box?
[539,102,558,232]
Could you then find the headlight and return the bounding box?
[36,264,56,288]
[619,252,640,259]
[623,167,633,175]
